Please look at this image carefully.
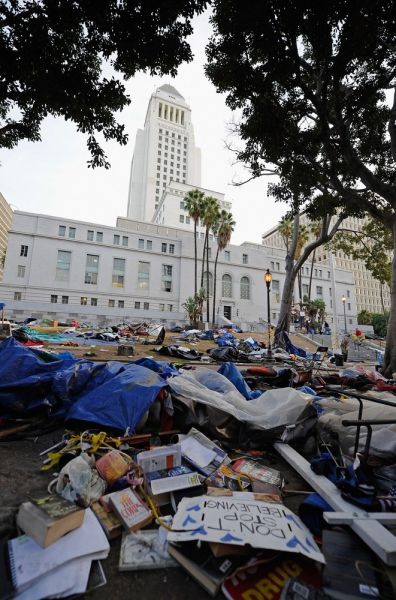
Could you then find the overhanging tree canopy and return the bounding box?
[205,0,396,375]
[0,0,207,167]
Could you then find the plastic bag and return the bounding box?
[56,453,106,507]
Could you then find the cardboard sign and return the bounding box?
[167,493,324,564]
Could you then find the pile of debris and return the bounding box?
[1,335,396,599]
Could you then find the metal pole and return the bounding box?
[343,301,347,333]
[267,284,272,357]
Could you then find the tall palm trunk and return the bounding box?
[206,234,210,323]
[193,219,197,297]
[200,229,208,289]
[212,246,220,325]
[308,249,316,300]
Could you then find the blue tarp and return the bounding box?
[216,332,237,346]
[0,337,167,432]
[217,362,262,400]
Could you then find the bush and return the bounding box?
[371,313,389,337]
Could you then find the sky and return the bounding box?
[0,9,286,246]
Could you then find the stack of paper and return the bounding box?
[8,509,109,600]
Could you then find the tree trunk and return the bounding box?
[383,222,396,376]
[212,247,220,326]
[275,252,298,345]
[308,249,316,300]
[380,283,385,314]
[193,220,197,298]
[206,235,210,323]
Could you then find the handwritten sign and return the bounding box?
[167,493,324,564]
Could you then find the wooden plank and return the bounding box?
[324,512,396,525]
[275,442,396,565]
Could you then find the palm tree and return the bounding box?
[183,188,205,298]
[200,196,220,322]
[308,221,323,300]
[278,218,293,252]
[212,210,235,325]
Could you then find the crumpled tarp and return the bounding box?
[13,326,72,344]
[168,367,313,431]
[0,337,167,433]
[217,362,261,399]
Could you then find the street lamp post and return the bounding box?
[342,295,347,333]
[264,269,273,360]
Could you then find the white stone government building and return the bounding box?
[0,84,359,330]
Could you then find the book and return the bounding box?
[222,552,321,600]
[16,495,85,548]
[231,458,283,487]
[119,530,178,571]
[8,508,109,594]
[145,464,196,507]
[109,487,152,533]
[91,501,123,540]
[150,471,201,495]
[168,541,245,597]
[179,428,230,477]
[136,444,181,474]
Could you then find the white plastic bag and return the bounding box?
[56,453,106,507]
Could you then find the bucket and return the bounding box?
[95,450,130,484]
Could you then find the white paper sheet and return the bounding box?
[9,508,110,593]
[180,437,217,468]
[15,557,92,600]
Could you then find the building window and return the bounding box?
[146,240,152,250]
[162,265,173,292]
[186,216,190,224]
[242,254,248,264]
[207,247,212,259]
[122,236,128,247]
[58,225,66,236]
[68,227,76,239]
[108,299,115,307]
[347,290,351,298]
[80,296,88,305]
[180,201,184,209]
[138,238,144,249]
[113,234,120,245]
[158,102,162,118]
[179,215,184,223]
[17,265,25,278]
[112,258,125,287]
[224,250,230,261]
[168,304,173,311]
[316,285,323,297]
[348,302,351,311]
[96,231,103,242]
[159,303,165,311]
[20,245,28,257]
[144,302,149,310]
[50,295,58,303]
[138,261,150,289]
[62,296,69,304]
[169,244,175,254]
[87,230,94,241]
[85,254,99,284]
[56,250,71,281]
[91,298,97,306]
[135,301,141,309]
[118,300,124,308]
[302,283,309,297]
[270,261,274,269]
[14,292,22,301]
[222,274,232,298]
[328,271,331,278]
[240,276,250,300]
[161,243,167,253]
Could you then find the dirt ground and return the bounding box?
[0,430,310,599]
[53,330,318,363]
